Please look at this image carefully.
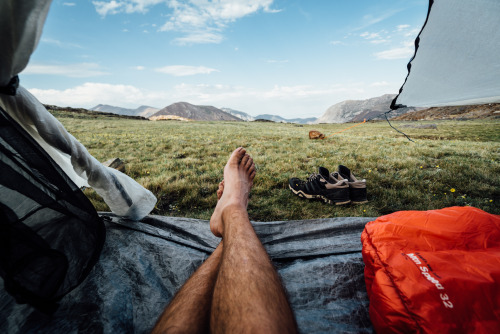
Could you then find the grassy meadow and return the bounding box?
[50,109,500,221]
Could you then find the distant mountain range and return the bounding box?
[89,94,424,124]
[220,108,316,124]
[91,104,159,118]
[253,114,317,124]
[220,108,255,121]
[152,102,241,121]
[314,94,423,124]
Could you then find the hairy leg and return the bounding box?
[151,243,223,334]
[152,180,227,333]
[210,148,297,334]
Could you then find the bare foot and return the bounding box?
[210,147,256,238]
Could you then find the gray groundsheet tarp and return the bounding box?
[1,214,374,333]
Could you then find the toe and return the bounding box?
[248,161,256,173]
[216,181,224,199]
[228,147,245,166]
[244,157,253,170]
[241,153,250,167]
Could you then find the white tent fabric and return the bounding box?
[392,0,500,108]
[0,0,156,220]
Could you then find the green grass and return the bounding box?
[51,111,500,221]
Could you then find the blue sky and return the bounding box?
[22,0,428,118]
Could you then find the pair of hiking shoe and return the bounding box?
[289,165,368,205]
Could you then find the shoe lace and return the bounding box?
[307,173,319,183]
[294,174,318,186]
[293,174,320,187]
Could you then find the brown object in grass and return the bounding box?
[103,158,126,172]
[309,130,325,139]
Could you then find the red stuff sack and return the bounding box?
[361,207,500,333]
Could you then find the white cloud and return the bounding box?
[26,81,400,118]
[370,81,389,87]
[93,0,124,16]
[170,83,366,103]
[330,40,343,45]
[200,0,278,20]
[396,24,410,31]
[360,32,380,39]
[28,83,146,107]
[134,66,146,70]
[375,46,414,60]
[166,82,396,117]
[155,65,219,76]
[374,26,419,60]
[369,39,389,44]
[172,32,224,45]
[360,30,390,44]
[404,28,421,37]
[92,0,279,44]
[22,63,108,77]
[93,0,165,16]
[63,2,76,6]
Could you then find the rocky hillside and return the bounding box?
[221,108,255,121]
[149,115,191,121]
[135,105,161,118]
[150,102,241,121]
[392,103,500,121]
[315,94,421,123]
[44,104,149,120]
[91,104,159,118]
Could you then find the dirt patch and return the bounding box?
[393,103,500,121]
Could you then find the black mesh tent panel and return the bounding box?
[0,106,105,311]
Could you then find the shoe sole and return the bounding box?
[289,185,351,205]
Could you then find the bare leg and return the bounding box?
[152,182,226,334]
[210,147,254,238]
[151,243,222,334]
[210,148,297,334]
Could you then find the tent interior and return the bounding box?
[1,0,499,333]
